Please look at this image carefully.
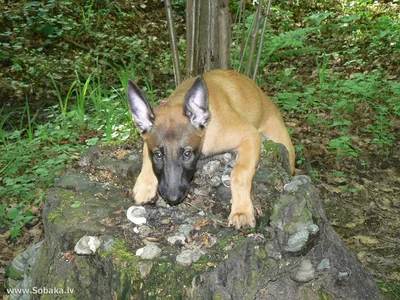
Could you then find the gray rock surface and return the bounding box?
[74,235,102,255]
[136,243,162,260]
[5,142,382,299]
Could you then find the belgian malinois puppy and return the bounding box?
[127,70,295,229]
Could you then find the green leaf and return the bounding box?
[71,201,82,208]
[0,204,7,218]
[25,209,34,217]
[10,226,21,239]
[86,137,99,146]
[7,207,20,220]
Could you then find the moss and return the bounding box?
[302,209,312,223]
[233,235,246,250]
[262,140,281,158]
[48,208,62,222]
[99,239,138,263]
[283,222,298,234]
[270,196,289,221]
[6,264,24,280]
[213,293,223,300]
[318,291,329,300]
[250,269,259,286]
[218,237,231,250]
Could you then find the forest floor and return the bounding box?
[0,0,399,297]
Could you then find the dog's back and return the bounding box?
[166,70,295,172]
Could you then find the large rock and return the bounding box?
[5,142,381,299]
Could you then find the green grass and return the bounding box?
[378,281,400,299]
[0,67,137,238]
[0,2,399,295]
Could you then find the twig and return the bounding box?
[63,37,91,51]
[233,0,245,70]
[238,5,256,73]
[164,0,182,86]
[245,0,264,77]
[252,0,273,81]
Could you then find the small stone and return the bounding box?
[167,232,186,245]
[209,176,222,187]
[127,206,147,225]
[176,250,192,266]
[308,224,319,234]
[221,174,230,186]
[155,197,169,207]
[139,262,153,279]
[136,243,161,260]
[202,161,221,175]
[191,248,202,263]
[317,258,330,270]
[284,175,311,193]
[161,218,172,225]
[102,237,115,251]
[176,249,202,266]
[221,153,232,163]
[291,259,315,283]
[178,224,194,237]
[284,228,309,253]
[74,236,102,255]
[194,187,209,197]
[338,271,349,277]
[138,225,152,237]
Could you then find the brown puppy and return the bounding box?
[127,69,295,229]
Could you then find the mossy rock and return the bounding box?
[6,144,381,299]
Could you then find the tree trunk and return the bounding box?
[186,0,231,77]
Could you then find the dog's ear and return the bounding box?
[184,76,210,130]
[127,79,155,134]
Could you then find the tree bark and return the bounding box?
[186,0,231,77]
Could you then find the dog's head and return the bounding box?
[127,77,210,204]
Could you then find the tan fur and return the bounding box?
[133,70,295,229]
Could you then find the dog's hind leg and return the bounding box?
[259,105,295,175]
[133,142,158,205]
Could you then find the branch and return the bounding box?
[244,0,263,77]
[237,4,257,73]
[164,0,182,86]
[186,0,199,77]
[252,0,272,81]
[233,0,245,70]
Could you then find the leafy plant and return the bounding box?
[329,136,359,158]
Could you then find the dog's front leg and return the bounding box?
[229,131,261,229]
[133,142,158,205]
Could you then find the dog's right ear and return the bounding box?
[184,76,210,131]
[127,79,155,134]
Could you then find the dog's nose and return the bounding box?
[168,195,180,203]
[164,192,185,205]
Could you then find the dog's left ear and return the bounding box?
[184,76,211,130]
[127,79,155,134]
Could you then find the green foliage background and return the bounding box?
[0,0,399,296]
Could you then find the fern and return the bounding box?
[260,27,319,63]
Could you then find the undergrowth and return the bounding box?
[0,0,399,296]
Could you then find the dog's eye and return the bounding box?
[182,149,192,160]
[153,150,163,160]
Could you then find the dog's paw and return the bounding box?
[133,176,157,205]
[228,205,256,229]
